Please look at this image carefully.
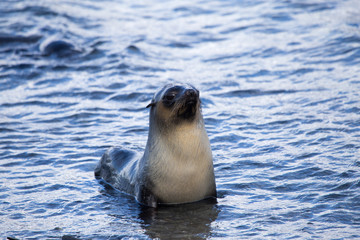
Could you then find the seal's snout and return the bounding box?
[177,88,199,120]
[185,88,197,98]
[184,88,198,104]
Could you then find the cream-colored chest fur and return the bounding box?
[148,123,214,203]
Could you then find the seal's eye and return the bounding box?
[165,93,176,101]
[162,92,177,108]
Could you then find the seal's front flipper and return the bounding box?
[95,147,136,186]
[136,185,158,208]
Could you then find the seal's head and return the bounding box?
[146,83,201,127]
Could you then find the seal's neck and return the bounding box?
[169,121,210,160]
[148,113,211,160]
[144,116,215,204]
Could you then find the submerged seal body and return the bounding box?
[95,83,216,207]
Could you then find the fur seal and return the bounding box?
[95,83,217,207]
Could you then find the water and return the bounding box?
[1,0,360,239]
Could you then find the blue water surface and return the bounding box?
[1,0,360,239]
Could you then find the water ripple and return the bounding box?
[1,0,360,239]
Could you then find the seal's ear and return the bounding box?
[146,102,156,108]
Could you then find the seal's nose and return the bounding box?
[185,89,198,98]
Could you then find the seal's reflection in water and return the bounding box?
[139,199,219,239]
[97,181,219,239]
